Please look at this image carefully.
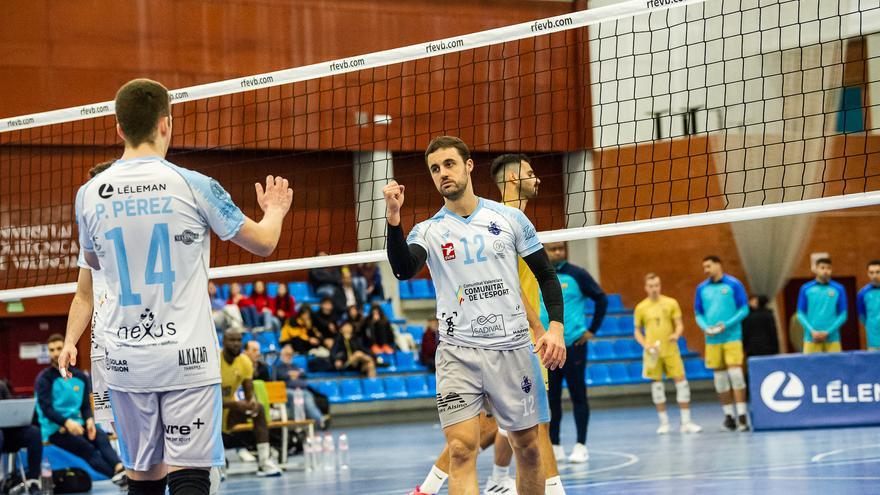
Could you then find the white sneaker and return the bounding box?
[237,448,257,463]
[552,444,566,463]
[568,443,589,463]
[656,422,671,435]
[680,421,703,434]
[483,475,517,495]
[256,458,283,477]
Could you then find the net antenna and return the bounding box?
[2,0,880,301]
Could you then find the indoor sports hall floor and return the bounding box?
[90,402,879,495]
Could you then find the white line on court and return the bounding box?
[558,450,640,479]
[811,444,880,462]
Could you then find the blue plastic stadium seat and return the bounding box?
[241,332,254,346]
[312,381,342,403]
[593,341,615,361]
[586,341,597,360]
[340,379,365,402]
[220,284,231,301]
[679,337,698,357]
[608,363,631,385]
[596,316,618,337]
[405,375,431,398]
[267,282,279,297]
[362,378,386,400]
[411,279,433,299]
[43,445,109,481]
[588,365,611,386]
[289,282,309,301]
[399,280,413,299]
[426,374,437,396]
[613,339,641,360]
[395,351,421,371]
[256,331,280,354]
[616,315,635,336]
[685,359,712,380]
[627,362,649,383]
[383,376,409,399]
[243,283,254,296]
[607,294,624,312]
[376,353,396,373]
[406,325,425,345]
[293,355,308,370]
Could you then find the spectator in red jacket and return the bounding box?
[229,282,259,329]
[420,317,439,372]
[250,281,281,333]
[273,283,298,326]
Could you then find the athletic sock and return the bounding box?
[168,469,210,495]
[658,411,670,425]
[735,402,748,416]
[680,408,692,424]
[127,477,168,495]
[492,463,510,480]
[722,404,734,417]
[257,442,271,467]
[420,465,448,494]
[545,475,566,495]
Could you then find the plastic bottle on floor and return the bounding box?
[323,432,336,471]
[337,433,349,470]
[292,388,306,421]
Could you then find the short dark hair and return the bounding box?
[47,334,64,345]
[490,153,531,183]
[89,160,115,178]
[115,79,170,147]
[702,255,721,264]
[816,257,832,266]
[752,294,769,309]
[320,296,334,305]
[425,136,470,165]
[644,272,659,281]
[868,259,880,268]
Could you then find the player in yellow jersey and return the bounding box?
[634,274,702,435]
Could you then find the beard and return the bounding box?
[439,178,468,200]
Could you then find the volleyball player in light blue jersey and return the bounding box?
[798,257,847,354]
[60,79,293,495]
[857,260,880,351]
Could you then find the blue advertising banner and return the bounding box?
[748,351,880,431]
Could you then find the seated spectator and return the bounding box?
[313,297,340,350]
[743,295,780,357]
[229,282,260,329]
[220,329,281,477]
[362,304,396,355]
[273,345,326,428]
[308,253,343,307]
[281,305,321,354]
[251,281,281,333]
[244,340,272,382]
[420,317,440,372]
[345,305,365,330]
[1,379,42,492]
[35,335,125,485]
[340,271,364,311]
[354,262,384,301]
[331,322,377,378]
[273,283,297,326]
[210,281,245,331]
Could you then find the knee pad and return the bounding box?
[728,367,746,390]
[713,371,731,393]
[168,469,210,495]
[651,381,666,405]
[675,380,691,403]
[497,427,509,438]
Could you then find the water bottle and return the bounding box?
[292,388,306,421]
[646,340,660,369]
[323,432,336,470]
[337,433,349,470]
[304,436,314,472]
[40,458,53,495]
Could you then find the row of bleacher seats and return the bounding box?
[216,281,321,304]
[308,356,713,404]
[399,280,631,314]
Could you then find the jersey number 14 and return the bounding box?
[104,224,176,306]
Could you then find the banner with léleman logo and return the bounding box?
[748,352,880,431]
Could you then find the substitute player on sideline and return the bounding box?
[694,256,750,432]
[857,260,880,351]
[634,273,702,435]
[60,78,293,495]
[386,136,566,495]
[797,257,847,354]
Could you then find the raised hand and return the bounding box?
[383,180,406,226]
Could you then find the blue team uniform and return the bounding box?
[857,283,880,348]
[797,280,847,344]
[694,274,749,344]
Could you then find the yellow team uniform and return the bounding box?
[634,295,686,381]
[518,257,550,389]
[803,341,842,354]
[220,353,253,430]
